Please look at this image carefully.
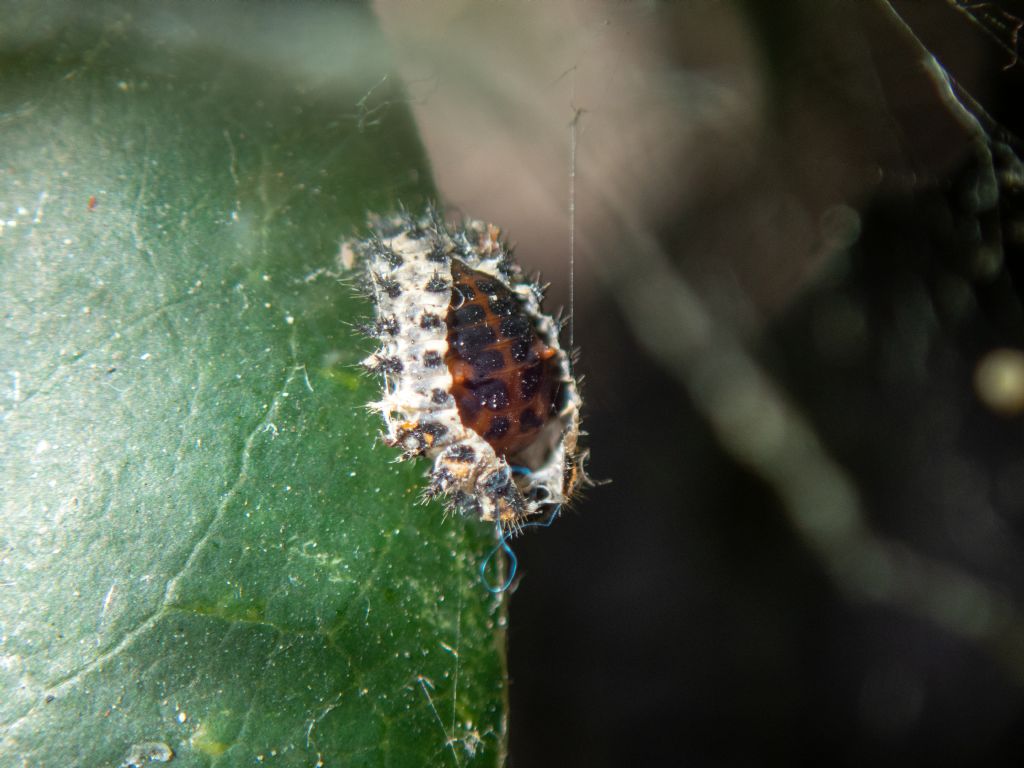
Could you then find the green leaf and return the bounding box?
[0,4,507,766]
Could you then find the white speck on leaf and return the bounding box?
[8,370,21,402]
[120,741,173,767]
[33,191,48,223]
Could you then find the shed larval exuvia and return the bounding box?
[350,207,586,530]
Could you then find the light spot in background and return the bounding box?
[974,348,1024,415]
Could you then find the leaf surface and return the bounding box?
[0,5,506,766]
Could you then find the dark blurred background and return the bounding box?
[376,1,1024,764]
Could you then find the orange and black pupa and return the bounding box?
[352,207,585,529]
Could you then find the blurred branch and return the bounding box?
[595,0,1024,684]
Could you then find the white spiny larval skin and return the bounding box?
[353,208,584,529]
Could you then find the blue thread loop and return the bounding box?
[480,523,518,594]
[479,505,563,593]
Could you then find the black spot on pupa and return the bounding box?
[510,337,531,363]
[377,316,400,336]
[453,325,497,357]
[367,356,403,374]
[423,350,443,368]
[431,388,451,405]
[487,296,516,317]
[425,274,450,293]
[376,276,402,299]
[445,444,475,463]
[471,379,510,411]
[484,415,511,440]
[370,238,403,268]
[471,349,505,377]
[499,315,532,340]
[474,278,499,295]
[419,313,443,330]
[496,256,515,277]
[427,242,450,263]
[482,469,512,497]
[519,363,543,399]
[452,304,486,326]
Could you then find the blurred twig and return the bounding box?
[593,0,1024,685]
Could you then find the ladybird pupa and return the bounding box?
[352,207,585,528]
